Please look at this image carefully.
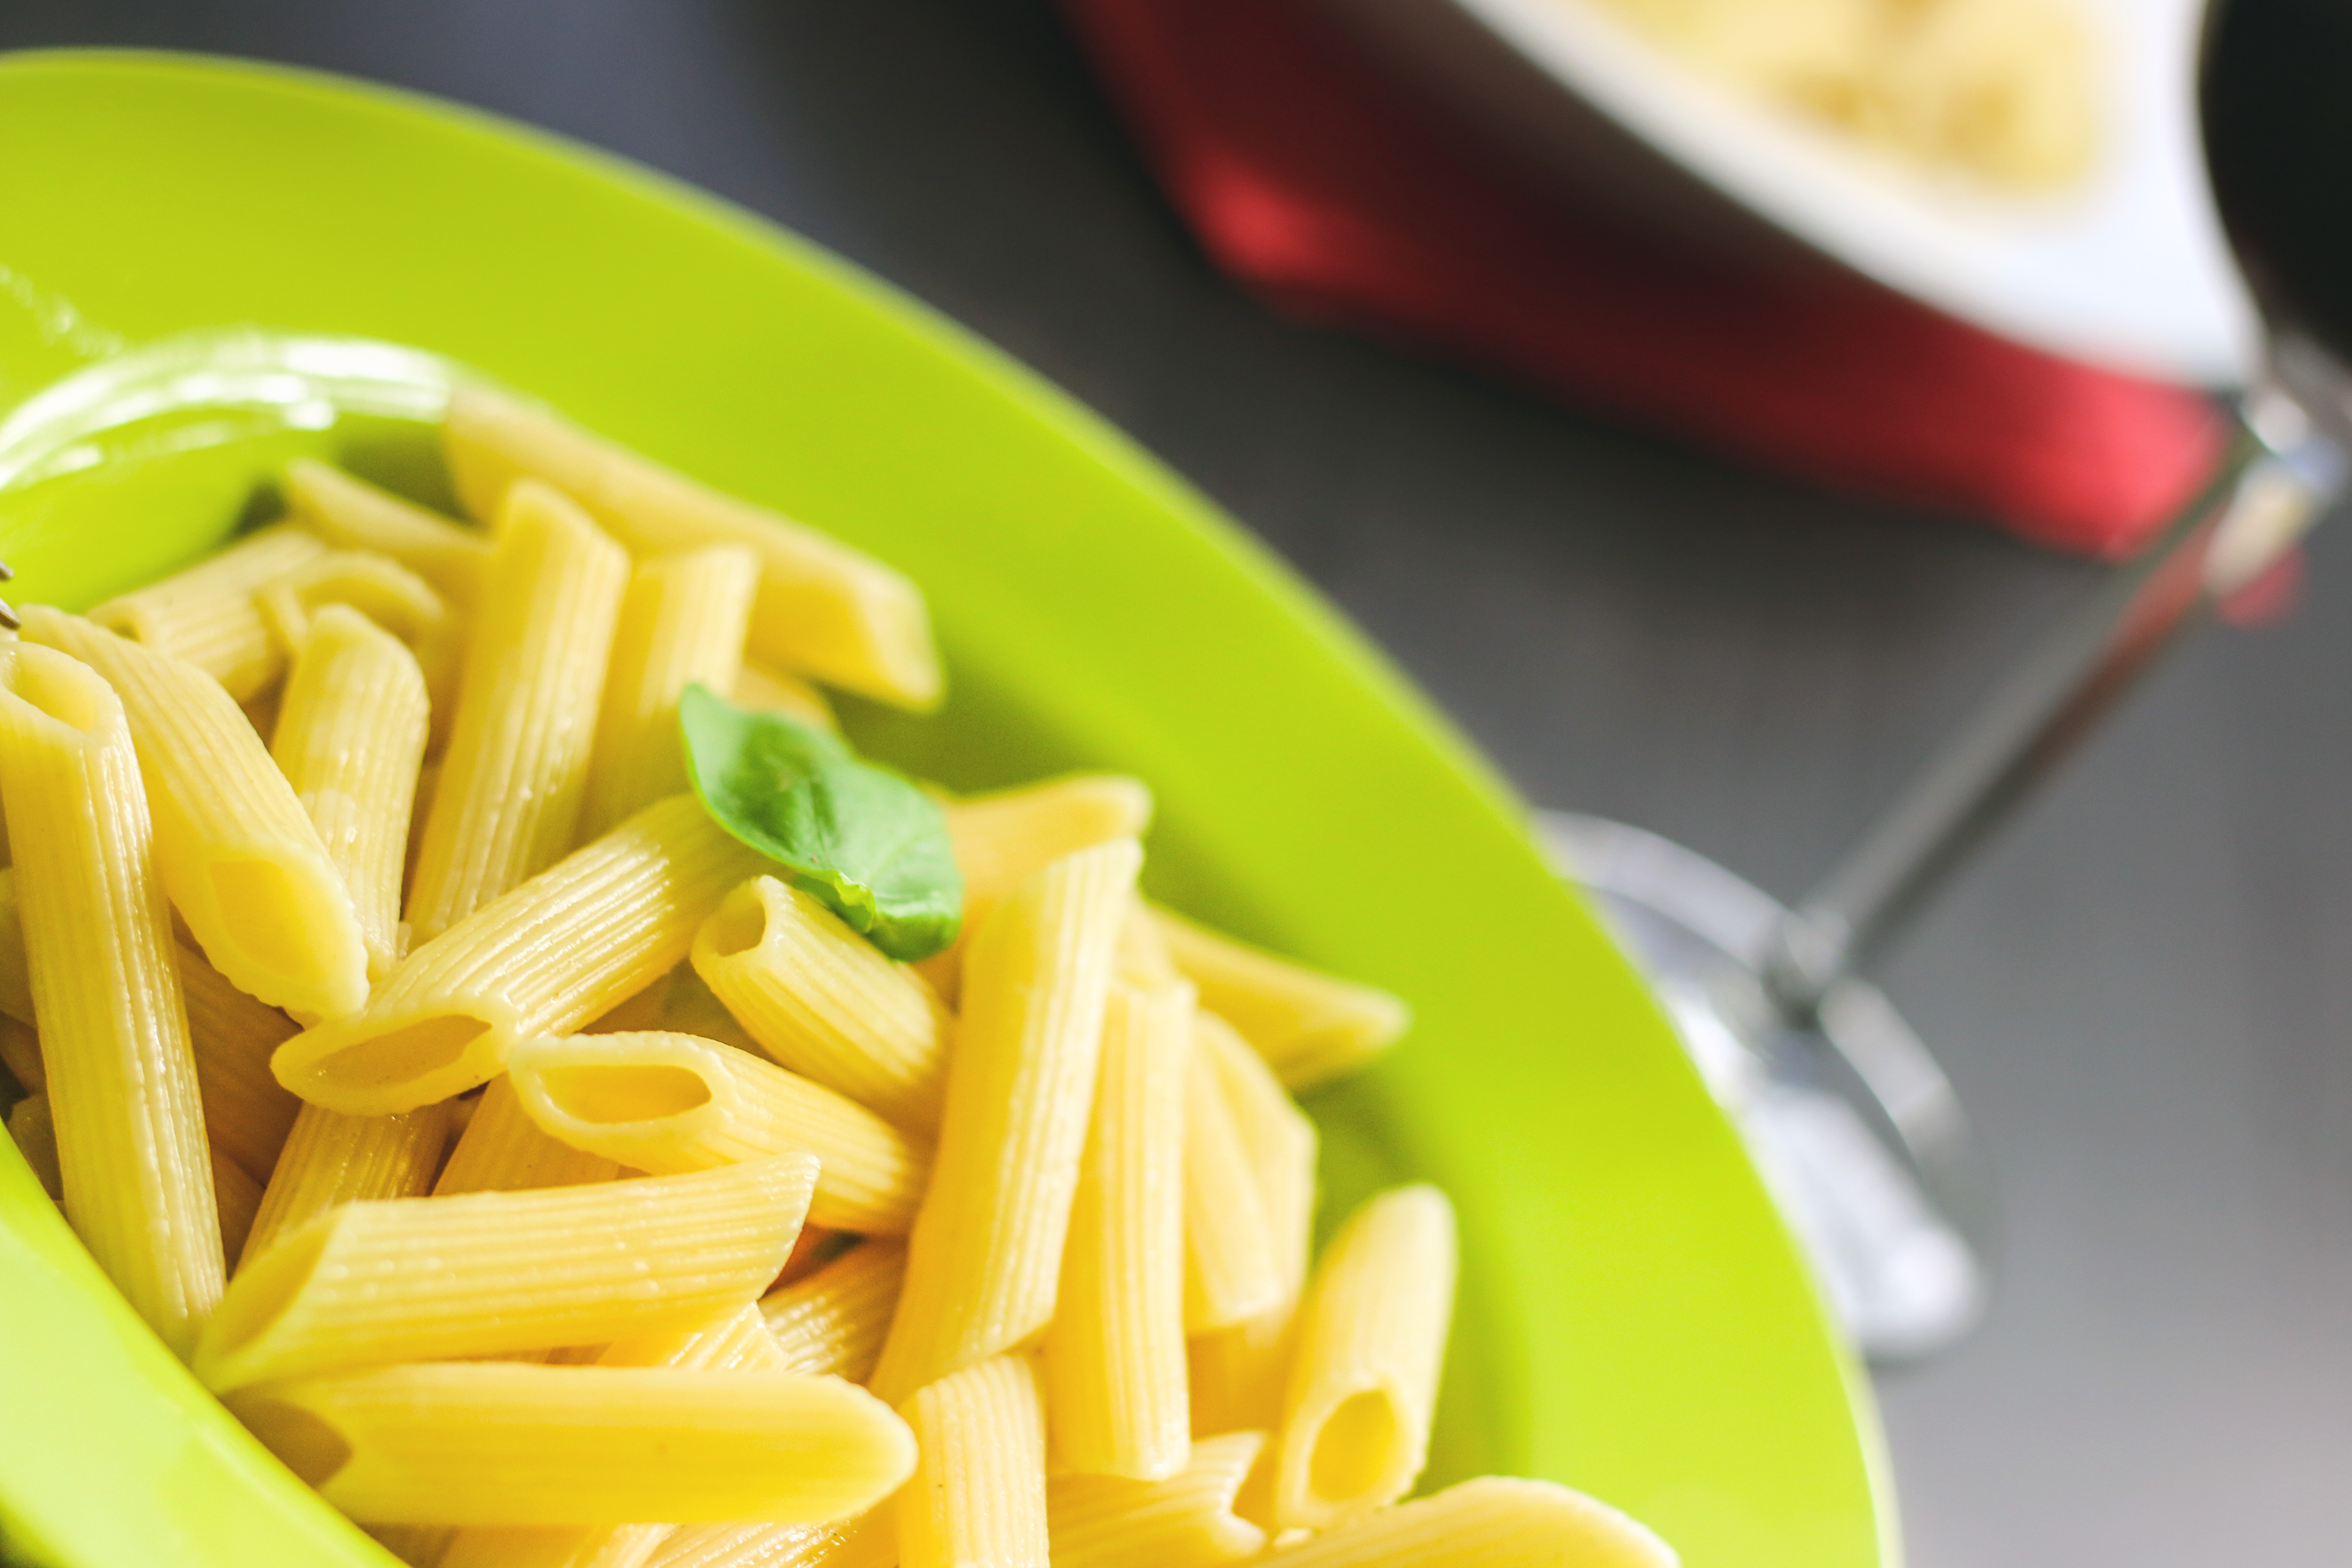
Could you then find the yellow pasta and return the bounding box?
[581,545,758,839]
[761,1237,906,1382]
[432,1076,621,1196]
[194,1154,819,1390]
[241,1101,454,1271]
[255,550,450,659]
[691,874,949,1132]
[869,838,1139,1403]
[1044,981,1192,1481]
[273,795,766,1115]
[1180,1029,1283,1335]
[271,605,431,983]
[1189,1308,1298,1442]
[1046,1430,1270,1568]
[86,523,329,700]
[1272,1185,1458,1531]
[0,1013,41,1096]
[894,1354,1049,1568]
[227,1362,916,1527]
[7,1090,62,1200]
[1245,1475,1676,1568]
[733,662,837,732]
[505,1030,932,1234]
[18,608,371,1020]
[0,868,34,1026]
[443,388,940,708]
[1151,907,1410,1091]
[404,479,630,942]
[0,641,223,1355]
[282,457,490,610]
[211,1143,264,1264]
[642,1512,892,1568]
[1117,896,1182,988]
[179,943,303,1185]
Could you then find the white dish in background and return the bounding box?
[1332,0,2258,386]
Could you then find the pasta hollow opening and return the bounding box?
[538,1063,714,1123]
[1,651,115,736]
[702,889,769,959]
[312,1014,490,1093]
[210,858,338,977]
[202,1222,332,1379]
[1306,1389,1405,1504]
[232,1396,352,1487]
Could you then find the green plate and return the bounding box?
[0,51,1893,1568]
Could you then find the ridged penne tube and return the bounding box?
[0,642,223,1355]
[8,1090,61,1199]
[240,1100,454,1271]
[1245,1476,1677,1568]
[272,606,431,983]
[506,1031,931,1234]
[1180,1032,1283,1334]
[691,875,949,1132]
[282,458,490,610]
[405,479,630,943]
[869,839,1139,1403]
[733,662,836,732]
[1151,908,1410,1092]
[1046,1431,1270,1568]
[1194,1012,1318,1302]
[18,608,371,1020]
[643,1511,892,1568]
[0,1014,40,1096]
[255,550,449,658]
[581,545,758,838]
[1044,982,1191,1481]
[444,388,941,708]
[0,868,33,1025]
[273,796,766,1115]
[211,1144,263,1263]
[760,1238,907,1381]
[227,1362,917,1527]
[433,1076,621,1196]
[1272,1185,1458,1531]
[193,1153,818,1390]
[894,1354,1049,1568]
[86,523,329,700]
[179,946,303,1184]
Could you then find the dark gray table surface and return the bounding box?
[6,3,2346,1562]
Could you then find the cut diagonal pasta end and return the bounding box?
[272,1009,507,1117]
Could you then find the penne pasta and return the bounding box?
[690,875,949,1132]
[1046,1430,1270,1568]
[179,943,304,1185]
[432,1075,621,1196]
[1044,981,1192,1481]
[211,1143,264,1264]
[7,1090,62,1200]
[1194,1012,1318,1303]
[0,868,33,1026]
[227,1362,916,1527]
[87,523,330,701]
[506,1031,932,1234]
[760,1237,907,1382]
[1117,896,1182,988]
[869,838,1139,1403]
[1272,1185,1458,1531]
[0,642,223,1355]
[1150,907,1410,1092]
[894,1354,1049,1568]
[580,545,758,839]
[282,458,490,611]
[273,795,767,1116]
[1189,1308,1298,1444]
[241,1101,454,1271]
[272,605,431,983]
[1180,1028,1283,1335]
[642,1511,892,1568]
[405,479,630,942]
[18,608,371,1020]
[0,1013,41,1097]
[255,550,450,660]
[194,1154,819,1390]
[1241,1475,1678,1568]
[443,388,941,709]
[732,662,836,732]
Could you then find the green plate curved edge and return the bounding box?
[0,50,1895,1568]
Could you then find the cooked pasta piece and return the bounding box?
[0,869,33,1026]
[405,480,630,941]
[1118,896,1181,988]
[581,545,758,838]
[691,875,949,1131]
[194,1154,818,1390]
[211,1144,263,1263]
[1272,1186,1457,1531]
[255,550,449,658]
[894,1354,1049,1568]
[282,458,490,610]
[241,1101,454,1271]
[227,1362,916,1527]
[1150,907,1409,1091]
[1046,1430,1269,1568]
[0,1014,41,1096]
[7,1090,62,1199]
[1194,1012,1317,1302]
[506,1031,931,1234]
[1044,981,1191,1481]
[760,1237,907,1381]
[733,662,836,732]
[443,388,940,708]
[18,608,371,1020]
[642,1512,892,1568]
[0,642,222,1355]
[869,839,1139,1403]
[179,943,303,1185]
[273,795,766,1116]
[1189,1308,1298,1442]
[271,606,431,982]
[86,523,329,700]
[1180,1029,1283,1335]
[432,1076,620,1196]
[1246,1475,1676,1568]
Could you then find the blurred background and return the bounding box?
[4,2,2349,1562]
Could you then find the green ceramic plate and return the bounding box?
[0,51,1893,1568]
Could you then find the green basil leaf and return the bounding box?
[677,682,963,961]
